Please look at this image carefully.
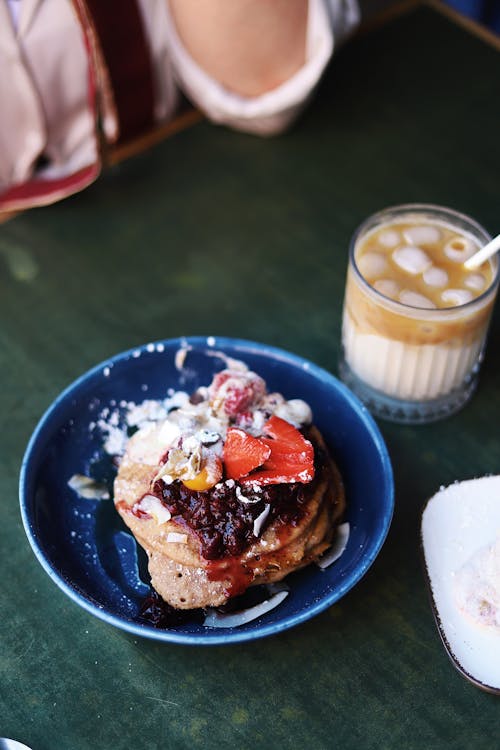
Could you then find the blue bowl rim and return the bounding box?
[19,335,394,645]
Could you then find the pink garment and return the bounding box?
[0,0,359,212]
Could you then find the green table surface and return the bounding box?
[1,3,499,748]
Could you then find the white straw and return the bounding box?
[464,233,500,270]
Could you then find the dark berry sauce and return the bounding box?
[151,479,304,559]
[139,589,204,627]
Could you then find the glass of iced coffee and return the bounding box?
[339,204,499,423]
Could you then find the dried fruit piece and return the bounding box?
[241,416,315,485]
[182,457,223,491]
[223,428,271,480]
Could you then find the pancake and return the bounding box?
[114,423,345,609]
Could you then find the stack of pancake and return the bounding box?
[114,422,345,610]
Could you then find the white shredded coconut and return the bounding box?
[166,532,188,544]
[203,586,289,628]
[175,345,192,370]
[236,486,261,505]
[253,504,270,537]
[67,474,110,500]
[137,495,172,525]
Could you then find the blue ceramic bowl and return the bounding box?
[19,336,393,645]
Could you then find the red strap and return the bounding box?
[81,0,156,144]
[0,164,99,212]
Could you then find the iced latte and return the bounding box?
[339,205,499,423]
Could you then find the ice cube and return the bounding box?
[399,290,436,309]
[403,225,441,245]
[357,251,388,279]
[444,236,476,262]
[392,245,432,275]
[378,229,400,248]
[373,279,400,299]
[464,273,486,291]
[441,288,473,306]
[423,266,449,288]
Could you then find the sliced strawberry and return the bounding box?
[223,428,272,480]
[261,415,309,447]
[241,416,315,485]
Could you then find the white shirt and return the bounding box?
[0,0,359,209]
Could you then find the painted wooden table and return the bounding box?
[1,3,499,748]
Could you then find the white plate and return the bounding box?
[421,475,500,693]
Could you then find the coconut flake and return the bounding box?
[166,532,188,544]
[203,587,289,628]
[175,344,192,371]
[67,474,110,500]
[316,523,350,569]
[235,486,261,505]
[253,504,270,536]
[137,495,172,525]
[155,420,181,450]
